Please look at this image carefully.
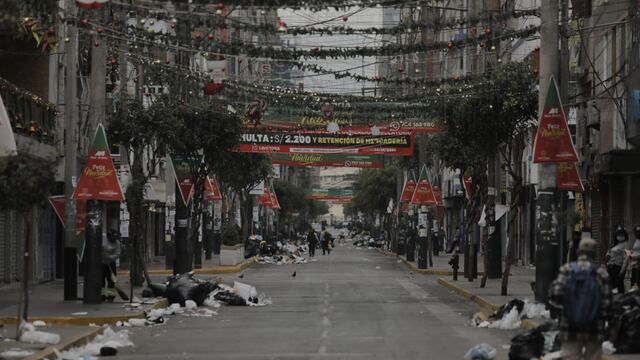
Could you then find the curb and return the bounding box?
[437,277,501,314]
[122,257,257,276]
[25,326,105,360]
[375,248,462,276]
[436,277,618,360]
[0,299,169,327]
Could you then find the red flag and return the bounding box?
[400,179,416,202]
[73,124,125,201]
[204,176,222,201]
[258,186,272,206]
[76,0,108,9]
[463,175,473,200]
[269,183,281,209]
[48,196,87,234]
[411,166,438,206]
[557,162,584,192]
[532,77,579,163]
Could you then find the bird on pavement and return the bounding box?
[292,271,296,277]
[238,273,244,279]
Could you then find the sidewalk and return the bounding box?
[0,280,167,326]
[122,255,256,276]
[376,247,486,276]
[0,324,103,360]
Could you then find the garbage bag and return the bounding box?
[613,307,640,354]
[214,291,247,306]
[464,343,497,360]
[164,273,219,307]
[490,298,525,321]
[508,328,545,360]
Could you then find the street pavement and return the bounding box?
[118,243,518,359]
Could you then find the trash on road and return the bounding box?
[58,326,133,359]
[0,349,36,358]
[508,322,559,360]
[19,322,60,345]
[464,343,497,360]
[258,240,309,265]
[609,290,640,354]
[473,298,549,330]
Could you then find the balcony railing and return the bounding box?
[0,77,57,145]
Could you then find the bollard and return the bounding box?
[449,250,460,281]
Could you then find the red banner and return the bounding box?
[532,77,579,163]
[204,176,222,201]
[557,162,584,192]
[238,131,414,157]
[411,166,437,206]
[258,120,442,134]
[258,186,272,206]
[270,153,384,169]
[400,179,416,202]
[73,124,125,201]
[269,185,281,210]
[48,196,87,234]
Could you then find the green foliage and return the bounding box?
[308,200,329,218]
[273,180,307,213]
[1,0,57,32]
[0,154,55,213]
[429,61,537,171]
[216,153,272,194]
[351,166,397,217]
[221,223,242,246]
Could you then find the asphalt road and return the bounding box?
[118,243,517,359]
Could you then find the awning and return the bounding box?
[593,150,640,175]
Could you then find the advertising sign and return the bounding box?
[270,153,384,169]
[204,176,222,201]
[170,154,202,206]
[557,162,584,192]
[73,124,125,201]
[411,166,437,206]
[238,131,413,156]
[400,179,417,202]
[532,77,579,163]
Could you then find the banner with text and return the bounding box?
[238,131,413,156]
[270,153,384,168]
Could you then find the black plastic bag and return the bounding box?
[214,290,247,306]
[508,328,545,360]
[613,307,640,354]
[491,299,525,321]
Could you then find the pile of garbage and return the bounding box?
[609,290,640,354]
[144,272,270,309]
[352,234,383,248]
[472,298,550,330]
[257,241,309,265]
[59,326,133,359]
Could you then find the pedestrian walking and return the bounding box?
[549,237,612,360]
[307,228,318,257]
[322,228,333,255]
[624,225,640,289]
[606,226,628,294]
[102,230,121,303]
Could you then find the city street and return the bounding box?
[119,245,516,359]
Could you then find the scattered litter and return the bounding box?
[397,260,402,263]
[464,343,496,360]
[19,322,60,345]
[488,308,521,330]
[57,327,133,359]
[610,290,640,353]
[185,300,197,310]
[602,340,616,355]
[0,349,36,358]
[127,318,147,327]
[542,351,563,360]
[508,327,544,359]
[375,266,381,270]
[32,320,46,327]
[71,312,88,316]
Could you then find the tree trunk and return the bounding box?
[501,198,520,295]
[189,168,207,269]
[126,146,146,287]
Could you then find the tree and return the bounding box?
[429,61,537,292]
[167,99,243,269]
[0,153,54,335]
[352,166,397,222]
[109,98,175,286]
[216,152,272,243]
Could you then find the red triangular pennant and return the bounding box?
[432,186,444,206]
[48,196,87,234]
[532,77,579,163]
[411,166,438,206]
[463,174,473,201]
[557,162,584,192]
[400,179,417,203]
[73,124,124,201]
[258,185,272,206]
[204,176,222,201]
[269,182,281,209]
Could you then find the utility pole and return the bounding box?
[535,0,560,303]
[63,0,79,301]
